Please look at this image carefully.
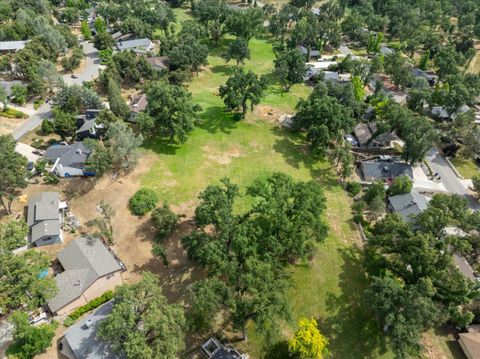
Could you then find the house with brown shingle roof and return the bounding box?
[459,327,480,359]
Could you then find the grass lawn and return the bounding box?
[142,9,462,359]
[450,156,479,179]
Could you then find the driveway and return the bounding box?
[425,147,480,210]
[12,41,101,141]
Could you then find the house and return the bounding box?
[0,40,28,52]
[76,109,104,140]
[379,46,394,56]
[453,252,477,282]
[411,68,437,86]
[323,71,351,83]
[458,326,480,359]
[360,160,413,182]
[353,123,373,147]
[27,192,66,246]
[59,301,119,359]
[431,106,449,120]
[48,237,124,316]
[451,104,471,121]
[202,338,249,359]
[145,56,169,71]
[116,38,153,54]
[297,45,320,60]
[388,190,428,223]
[128,93,147,122]
[45,142,91,177]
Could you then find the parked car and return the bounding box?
[71,74,78,79]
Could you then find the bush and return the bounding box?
[388,175,412,196]
[41,119,55,135]
[129,188,158,215]
[151,204,180,239]
[31,138,45,149]
[65,290,114,325]
[0,107,27,119]
[345,182,362,197]
[63,317,74,327]
[44,172,60,184]
[34,98,45,110]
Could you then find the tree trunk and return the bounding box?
[243,326,248,342]
[0,194,11,215]
[242,101,247,119]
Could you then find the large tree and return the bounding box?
[0,135,28,214]
[105,121,143,170]
[98,272,185,359]
[274,47,307,91]
[223,37,250,66]
[183,173,328,336]
[9,311,58,359]
[225,8,263,43]
[293,84,354,154]
[146,81,199,143]
[107,77,130,119]
[0,219,28,251]
[219,68,267,119]
[168,39,208,74]
[52,84,102,113]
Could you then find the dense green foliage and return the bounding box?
[183,173,328,334]
[98,272,185,359]
[0,219,28,251]
[129,188,159,216]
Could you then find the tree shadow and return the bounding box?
[197,106,238,134]
[263,340,290,359]
[319,246,388,359]
[63,177,97,200]
[143,136,181,156]
[271,127,338,189]
[210,64,234,77]
[207,38,234,57]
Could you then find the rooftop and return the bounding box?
[459,331,480,359]
[117,38,151,51]
[146,56,169,70]
[129,93,147,113]
[48,237,122,313]
[453,252,477,282]
[360,161,413,180]
[46,142,90,169]
[0,40,28,51]
[353,123,373,146]
[388,190,428,222]
[61,301,120,359]
[27,192,60,226]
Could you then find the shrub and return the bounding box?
[388,175,412,196]
[65,290,114,325]
[44,172,60,184]
[33,98,45,110]
[41,119,55,135]
[0,107,27,119]
[345,182,362,197]
[31,138,45,149]
[63,317,74,327]
[129,188,158,215]
[151,204,180,239]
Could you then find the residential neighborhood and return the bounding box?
[1,0,480,359]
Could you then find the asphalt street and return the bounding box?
[12,41,101,141]
[425,147,480,210]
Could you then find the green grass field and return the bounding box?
[143,9,461,358]
[451,156,479,179]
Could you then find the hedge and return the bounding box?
[0,108,27,119]
[63,290,114,326]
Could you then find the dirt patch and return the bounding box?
[202,144,244,165]
[251,105,281,124]
[0,117,28,135]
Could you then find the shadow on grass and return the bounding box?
[210,64,234,76]
[320,246,388,359]
[143,135,181,156]
[271,127,338,188]
[198,106,238,134]
[263,340,290,359]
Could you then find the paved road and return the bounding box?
[12,41,101,141]
[425,147,480,210]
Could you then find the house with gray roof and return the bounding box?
[297,45,320,60]
[48,237,124,316]
[45,142,91,177]
[0,40,28,52]
[76,110,104,140]
[59,301,121,359]
[116,38,153,54]
[360,160,413,182]
[453,253,477,282]
[202,338,248,359]
[27,192,63,246]
[388,190,429,223]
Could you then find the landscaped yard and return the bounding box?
[451,156,479,179]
